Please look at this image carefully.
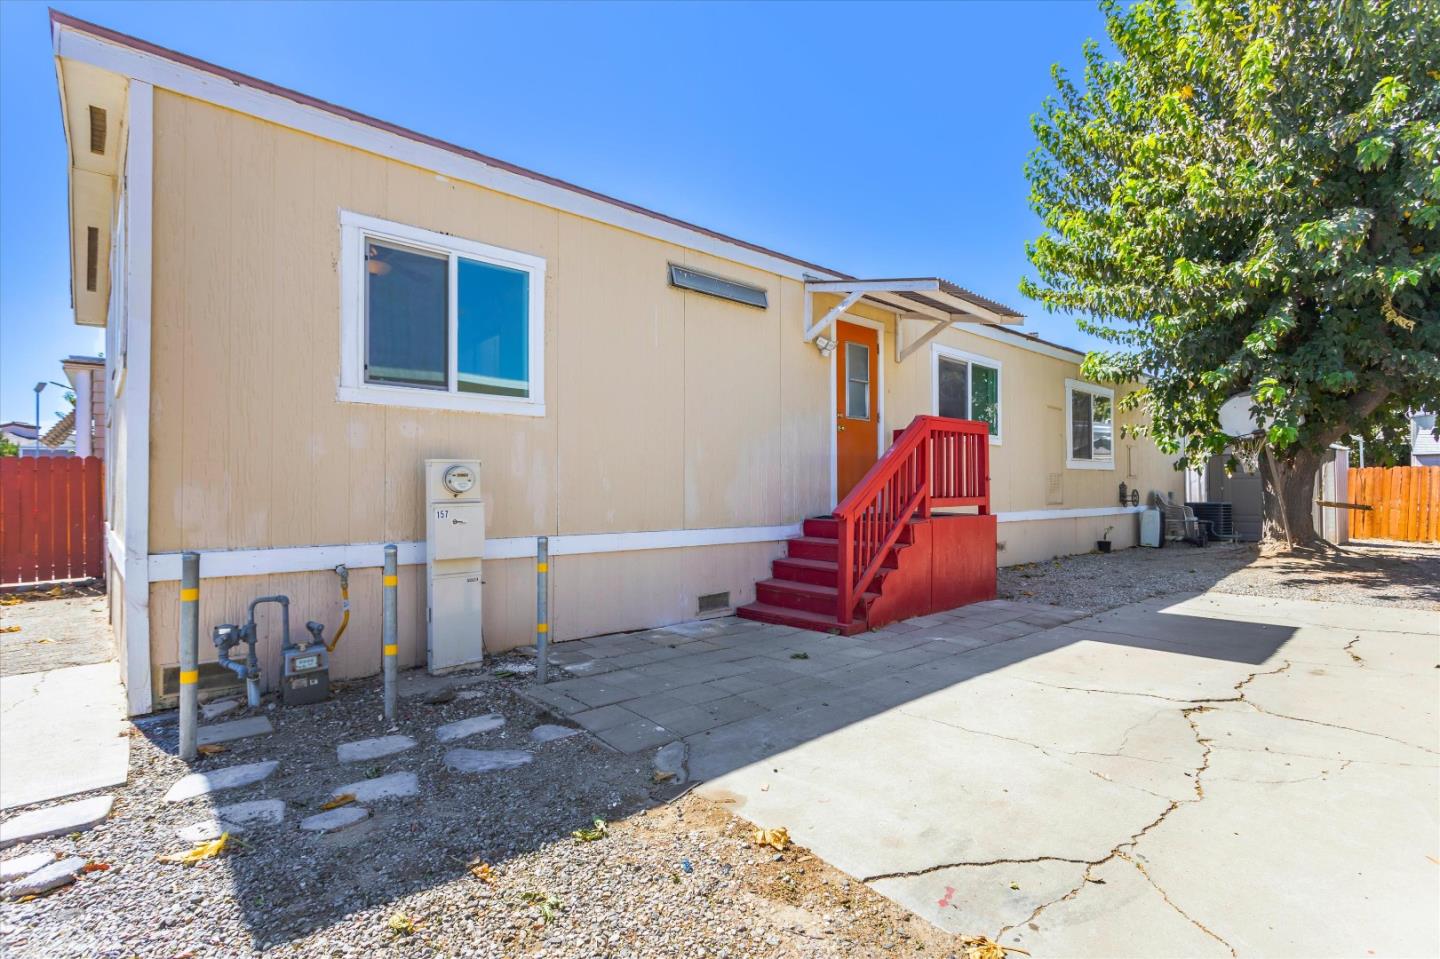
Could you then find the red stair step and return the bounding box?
[773,556,895,587]
[786,536,840,561]
[755,578,879,616]
[735,601,868,636]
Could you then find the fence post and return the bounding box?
[178,551,200,762]
[382,545,398,724]
[535,536,549,685]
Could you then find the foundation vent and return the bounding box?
[159,662,243,699]
[85,226,99,292]
[697,591,732,614]
[88,105,107,155]
[1045,472,1064,505]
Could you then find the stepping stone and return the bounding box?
[492,661,536,675]
[299,806,369,834]
[0,852,55,882]
[2,855,85,899]
[197,715,274,747]
[164,761,278,803]
[0,795,114,849]
[434,714,505,743]
[331,772,419,804]
[175,799,286,842]
[530,724,581,743]
[456,689,490,701]
[443,748,533,774]
[200,698,241,721]
[336,735,416,764]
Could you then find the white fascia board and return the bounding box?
[806,279,941,294]
[147,524,802,581]
[957,324,1087,364]
[53,25,842,286]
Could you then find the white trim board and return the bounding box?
[147,523,804,582]
[120,80,153,717]
[994,506,1144,523]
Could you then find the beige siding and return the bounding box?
[148,91,826,554]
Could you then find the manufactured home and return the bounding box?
[50,12,1184,715]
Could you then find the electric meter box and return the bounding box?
[424,459,486,673]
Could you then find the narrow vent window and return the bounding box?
[668,264,768,309]
[88,106,107,155]
[85,227,99,292]
[697,591,731,614]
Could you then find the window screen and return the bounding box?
[1071,389,1093,460]
[365,239,447,388]
[937,357,968,419]
[845,342,870,419]
[458,257,530,397]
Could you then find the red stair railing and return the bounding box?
[834,416,990,626]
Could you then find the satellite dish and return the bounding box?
[1218,392,1261,437]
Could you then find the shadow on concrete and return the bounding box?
[124,571,1304,949]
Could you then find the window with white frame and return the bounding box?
[932,345,1002,442]
[1065,379,1114,469]
[338,211,545,415]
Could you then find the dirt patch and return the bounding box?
[999,540,1440,614]
[0,589,112,677]
[0,661,975,957]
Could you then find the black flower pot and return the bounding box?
[1096,540,1112,553]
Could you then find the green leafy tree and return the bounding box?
[1024,0,1440,547]
[0,436,18,458]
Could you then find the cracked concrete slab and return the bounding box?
[694,591,1439,957]
[0,662,128,809]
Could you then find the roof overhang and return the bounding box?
[805,277,1023,326]
[54,52,129,328]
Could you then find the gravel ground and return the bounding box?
[0,586,111,676]
[0,658,977,958]
[998,539,1440,613]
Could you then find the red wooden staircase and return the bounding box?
[738,416,996,635]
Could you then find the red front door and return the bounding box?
[835,320,879,499]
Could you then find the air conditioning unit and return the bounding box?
[424,459,485,673]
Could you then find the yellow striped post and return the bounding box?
[382,544,398,723]
[536,536,550,684]
[178,551,200,761]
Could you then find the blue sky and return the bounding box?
[0,0,1111,430]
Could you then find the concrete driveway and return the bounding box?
[685,592,1440,957]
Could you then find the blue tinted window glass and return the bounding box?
[365,239,447,388]
[457,258,529,397]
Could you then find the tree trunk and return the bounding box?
[1260,447,1325,548]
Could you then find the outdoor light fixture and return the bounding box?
[813,335,836,358]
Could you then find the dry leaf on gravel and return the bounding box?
[320,793,355,810]
[961,935,1027,959]
[196,744,228,756]
[387,913,417,936]
[469,862,496,883]
[157,834,228,866]
[752,826,790,851]
[81,862,111,873]
[0,625,20,633]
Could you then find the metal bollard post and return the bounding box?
[382,545,398,724]
[178,551,200,761]
[535,536,549,685]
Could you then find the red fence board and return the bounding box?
[0,456,106,586]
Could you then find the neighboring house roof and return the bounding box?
[41,409,77,448]
[1,422,38,441]
[50,11,1077,357]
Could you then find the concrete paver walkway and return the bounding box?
[530,593,1439,956]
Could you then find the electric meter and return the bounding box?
[442,464,477,496]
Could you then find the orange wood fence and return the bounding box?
[1348,466,1440,542]
[0,457,105,586]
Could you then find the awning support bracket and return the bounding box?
[803,290,864,343]
[897,315,953,363]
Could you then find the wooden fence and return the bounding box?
[0,456,105,586]
[1348,466,1440,542]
